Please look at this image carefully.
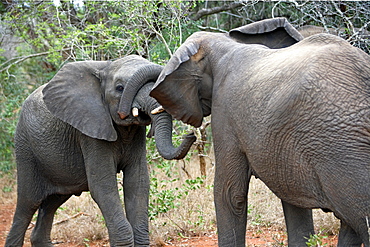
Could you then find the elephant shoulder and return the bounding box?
[19,84,65,132]
[22,84,50,114]
[21,84,48,115]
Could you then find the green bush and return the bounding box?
[0,63,27,173]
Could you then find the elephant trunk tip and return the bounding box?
[174,132,197,160]
[161,132,197,160]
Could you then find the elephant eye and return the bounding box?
[116,85,124,92]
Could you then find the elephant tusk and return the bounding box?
[132,107,139,117]
[151,106,165,115]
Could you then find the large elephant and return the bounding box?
[148,18,370,246]
[5,55,195,247]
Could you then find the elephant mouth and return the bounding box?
[118,108,152,126]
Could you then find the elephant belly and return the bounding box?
[33,147,88,194]
[38,156,88,193]
[249,133,370,212]
[19,117,89,194]
[251,159,326,209]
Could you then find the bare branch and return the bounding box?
[191,2,244,21]
[143,18,173,57]
[0,48,71,74]
[331,0,355,36]
[197,25,228,33]
[53,212,89,225]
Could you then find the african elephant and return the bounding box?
[5,55,195,247]
[148,18,370,246]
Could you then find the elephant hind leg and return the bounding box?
[281,200,314,246]
[337,220,364,247]
[5,157,44,246]
[5,199,40,246]
[30,194,72,247]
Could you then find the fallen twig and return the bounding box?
[53,212,89,225]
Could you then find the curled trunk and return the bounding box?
[152,112,196,160]
[118,64,163,120]
[133,83,196,160]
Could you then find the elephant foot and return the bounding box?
[31,241,54,247]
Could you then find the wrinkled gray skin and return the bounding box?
[5,55,195,247]
[150,18,370,247]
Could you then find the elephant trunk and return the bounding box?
[152,111,196,160]
[133,83,196,160]
[118,64,163,120]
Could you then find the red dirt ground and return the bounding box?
[0,203,338,246]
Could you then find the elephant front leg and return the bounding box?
[122,158,150,247]
[88,171,134,246]
[83,142,134,246]
[213,149,251,247]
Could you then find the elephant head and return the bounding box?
[42,55,195,160]
[150,17,303,127]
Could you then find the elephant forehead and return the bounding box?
[107,58,152,81]
[114,54,147,65]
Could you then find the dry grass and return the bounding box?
[50,193,108,244]
[1,150,340,245]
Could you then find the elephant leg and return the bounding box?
[123,159,150,246]
[281,200,314,246]
[5,200,39,247]
[82,141,134,247]
[337,220,365,247]
[89,178,134,247]
[5,156,41,247]
[30,194,71,247]
[213,146,251,247]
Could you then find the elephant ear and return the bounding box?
[42,61,117,141]
[151,41,204,128]
[229,17,303,48]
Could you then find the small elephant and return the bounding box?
[149,18,370,246]
[5,55,195,247]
